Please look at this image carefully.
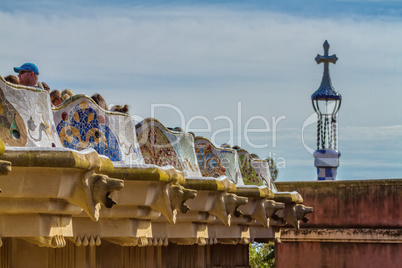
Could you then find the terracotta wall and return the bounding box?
[276,179,401,228]
[275,179,402,268]
[275,241,401,268]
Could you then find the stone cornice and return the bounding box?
[0,77,312,249]
[276,179,402,190]
[280,228,402,243]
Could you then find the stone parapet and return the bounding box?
[0,74,313,267]
[276,179,402,228]
[275,180,402,268]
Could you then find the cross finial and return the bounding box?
[315,40,338,65]
[311,40,340,100]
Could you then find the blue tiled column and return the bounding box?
[313,149,341,180]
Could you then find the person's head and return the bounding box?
[111,104,129,114]
[50,90,63,106]
[61,89,74,101]
[4,75,19,85]
[41,82,50,92]
[173,127,183,132]
[91,93,107,110]
[221,143,231,149]
[14,63,39,87]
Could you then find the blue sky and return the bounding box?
[3,0,402,16]
[1,0,402,181]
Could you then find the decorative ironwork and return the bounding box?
[312,40,342,150]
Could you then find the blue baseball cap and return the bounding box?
[14,63,39,75]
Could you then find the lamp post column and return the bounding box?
[311,40,342,181]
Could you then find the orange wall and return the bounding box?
[275,242,401,268]
[275,179,402,268]
[276,179,401,228]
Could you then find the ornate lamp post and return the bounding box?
[312,40,341,180]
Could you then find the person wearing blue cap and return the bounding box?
[14,63,40,87]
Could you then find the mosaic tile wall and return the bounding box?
[136,118,201,177]
[52,96,144,166]
[0,74,276,188]
[136,121,181,169]
[194,141,227,178]
[237,150,276,190]
[194,137,244,185]
[0,76,63,148]
[251,158,276,191]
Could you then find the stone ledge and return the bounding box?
[276,179,402,190]
[280,228,402,243]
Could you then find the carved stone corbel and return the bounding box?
[209,192,230,226]
[266,200,286,221]
[275,203,313,229]
[225,193,248,218]
[295,204,314,224]
[152,183,197,224]
[0,160,11,176]
[169,184,197,214]
[252,199,285,228]
[210,193,248,226]
[67,172,124,221]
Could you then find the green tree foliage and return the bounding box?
[265,157,278,181]
[249,243,275,268]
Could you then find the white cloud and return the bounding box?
[341,125,402,142]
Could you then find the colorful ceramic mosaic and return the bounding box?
[56,100,122,161]
[238,153,264,186]
[136,118,201,177]
[167,130,201,177]
[195,142,226,178]
[0,88,27,146]
[237,150,276,190]
[136,122,181,169]
[0,76,62,148]
[194,137,243,185]
[317,167,337,181]
[0,74,276,187]
[53,96,144,165]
